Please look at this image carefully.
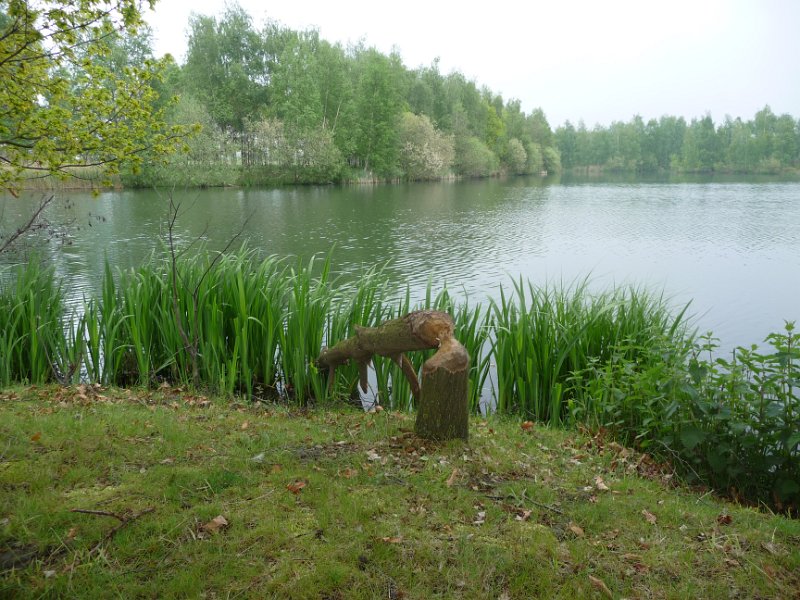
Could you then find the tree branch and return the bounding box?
[0,195,55,254]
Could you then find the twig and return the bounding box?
[0,194,54,254]
[70,508,126,522]
[71,506,155,554]
[484,493,565,515]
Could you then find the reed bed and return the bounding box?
[490,276,693,424]
[0,254,686,413]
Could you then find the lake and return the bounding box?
[2,175,799,354]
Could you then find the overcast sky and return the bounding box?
[145,0,800,128]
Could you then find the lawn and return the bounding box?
[1,386,798,599]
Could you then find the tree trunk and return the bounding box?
[316,310,470,441]
[415,337,470,441]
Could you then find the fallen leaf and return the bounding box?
[43,570,57,579]
[521,421,534,431]
[446,468,459,487]
[240,421,250,430]
[568,523,585,537]
[30,432,41,442]
[724,558,741,568]
[201,515,229,534]
[594,476,609,491]
[366,450,382,462]
[380,536,403,544]
[340,467,358,479]
[66,527,78,541]
[270,464,282,473]
[622,553,641,561]
[641,509,657,525]
[588,574,613,598]
[515,510,532,522]
[473,511,486,525]
[761,541,782,556]
[716,513,733,525]
[286,480,307,494]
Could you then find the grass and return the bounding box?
[1,386,798,599]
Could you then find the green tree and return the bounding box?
[542,145,561,174]
[504,138,527,174]
[0,0,186,193]
[397,112,454,180]
[455,136,498,177]
[773,114,798,166]
[525,142,544,174]
[555,121,578,168]
[352,48,406,176]
[182,4,267,131]
[681,115,721,172]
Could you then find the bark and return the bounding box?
[415,337,470,441]
[316,310,470,440]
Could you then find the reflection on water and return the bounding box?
[2,176,799,353]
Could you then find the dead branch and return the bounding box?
[71,506,156,555]
[0,194,54,254]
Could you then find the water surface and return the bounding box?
[2,176,798,353]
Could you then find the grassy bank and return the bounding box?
[1,387,798,599]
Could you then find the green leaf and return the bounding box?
[775,479,800,500]
[679,425,708,451]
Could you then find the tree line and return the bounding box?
[555,108,800,174]
[118,4,562,187]
[3,1,799,192]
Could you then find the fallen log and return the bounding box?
[316,309,470,440]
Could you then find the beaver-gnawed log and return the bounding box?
[315,309,469,440]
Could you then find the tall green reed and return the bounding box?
[491,277,692,425]
[0,261,75,385]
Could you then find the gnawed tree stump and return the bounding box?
[316,310,470,441]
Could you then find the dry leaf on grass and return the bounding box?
[286,480,307,494]
[521,421,534,431]
[202,515,229,534]
[588,574,613,598]
[594,476,609,491]
[380,536,403,544]
[642,509,657,525]
[716,513,733,525]
[568,523,585,537]
[446,468,459,487]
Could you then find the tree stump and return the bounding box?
[316,310,470,441]
[415,336,470,441]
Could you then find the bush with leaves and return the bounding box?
[570,324,800,512]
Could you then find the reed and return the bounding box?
[490,277,692,425]
[0,261,71,385]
